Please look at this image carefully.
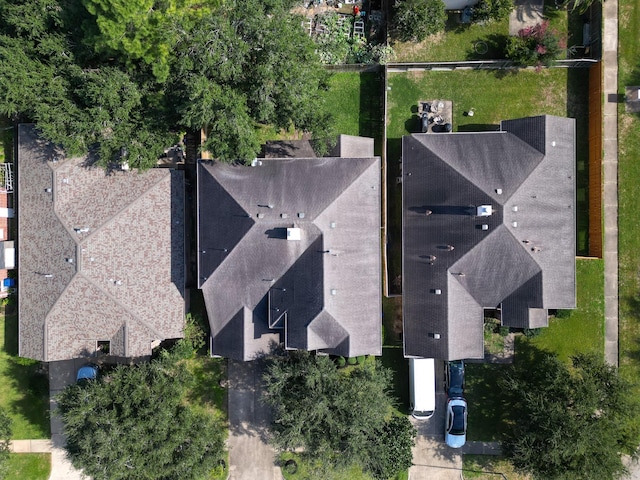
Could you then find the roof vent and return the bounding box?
[477,205,492,216]
[330,221,337,229]
[44,188,52,193]
[330,288,337,296]
[287,228,301,241]
[281,213,288,219]
[512,221,518,227]
[298,212,305,218]
[257,213,265,219]
[430,333,441,339]
[250,159,263,167]
[65,258,74,263]
[481,224,489,231]
[434,289,442,295]
[512,206,518,212]
[496,188,503,195]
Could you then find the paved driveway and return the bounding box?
[409,359,462,480]
[227,359,282,480]
[48,359,88,480]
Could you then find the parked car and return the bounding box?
[445,360,465,398]
[445,398,467,448]
[76,364,99,383]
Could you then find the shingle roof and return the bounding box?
[17,125,185,361]
[402,116,576,360]
[197,153,382,361]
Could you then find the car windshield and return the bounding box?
[450,405,466,435]
[448,362,464,395]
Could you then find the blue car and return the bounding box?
[445,398,467,448]
[445,360,465,398]
[76,364,99,383]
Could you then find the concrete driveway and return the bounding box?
[48,359,89,480]
[227,359,282,480]
[409,359,462,480]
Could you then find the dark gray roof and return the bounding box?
[197,153,381,361]
[17,125,185,361]
[402,116,576,360]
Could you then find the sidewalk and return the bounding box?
[9,439,52,453]
[602,0,619,367]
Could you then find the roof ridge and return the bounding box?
[72,170,173,244]
[77,270,165,339]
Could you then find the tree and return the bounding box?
[391,0,447,42]
[472,0,514,23]
[505,21,565,67]
[0,0,333,168]
[262,351,416,479]
[501,351,640,480]
[0,407,11,479]
[56,352,225,480]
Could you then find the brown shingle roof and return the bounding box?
[17,125,185,361]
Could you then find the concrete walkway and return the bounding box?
[9,439,52,453]
[602,0,619,368]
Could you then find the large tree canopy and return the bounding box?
[501,351,640,480]
[0,0,331,168]
[262,351,416,480]
[56,352,225,480]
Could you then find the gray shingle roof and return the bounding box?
[402,116,576,360]
[197,153,382,361]
[17,125,185,361]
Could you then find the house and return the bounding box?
[17,125,185,361]
[402,115,576,360]
[197,136,382,361]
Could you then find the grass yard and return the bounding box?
[463,455,531,480]
[0,314,50,439]
[617,0,640,434]
[380,346,410,414]
[526,258,604,360]
[386,68,590,291]
[323,71,384,155]
[5,453,51,480]
[392,15,509,62]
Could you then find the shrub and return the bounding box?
[500,326,510,337]
[473,0,514,23]
[335,356,346,368]
[523,328,542,338]
[505,21,566,67]
[392,0,447,42]
[347,357,358,365]
[356,355,367,364]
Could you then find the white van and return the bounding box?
[409,358,436,420]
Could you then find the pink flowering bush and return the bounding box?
[505,20,566,67]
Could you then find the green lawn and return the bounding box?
[323,71,384,155]
[465,363,506,441]
[380,346,410,415]
[617,0,640,427]
[527,258,604,360]
[386,68,590,289]
[0,314,50,439]
[5,453,51,480]
[393,15,509,62]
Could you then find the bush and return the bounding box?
[472,0,514,23]
[347,357,358,365]
[523,328,542,338]
[500,326,510,337]
[392,0,447,42]
[356,355,367,364]
[505,21,566,67]
[335,356,346,368]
